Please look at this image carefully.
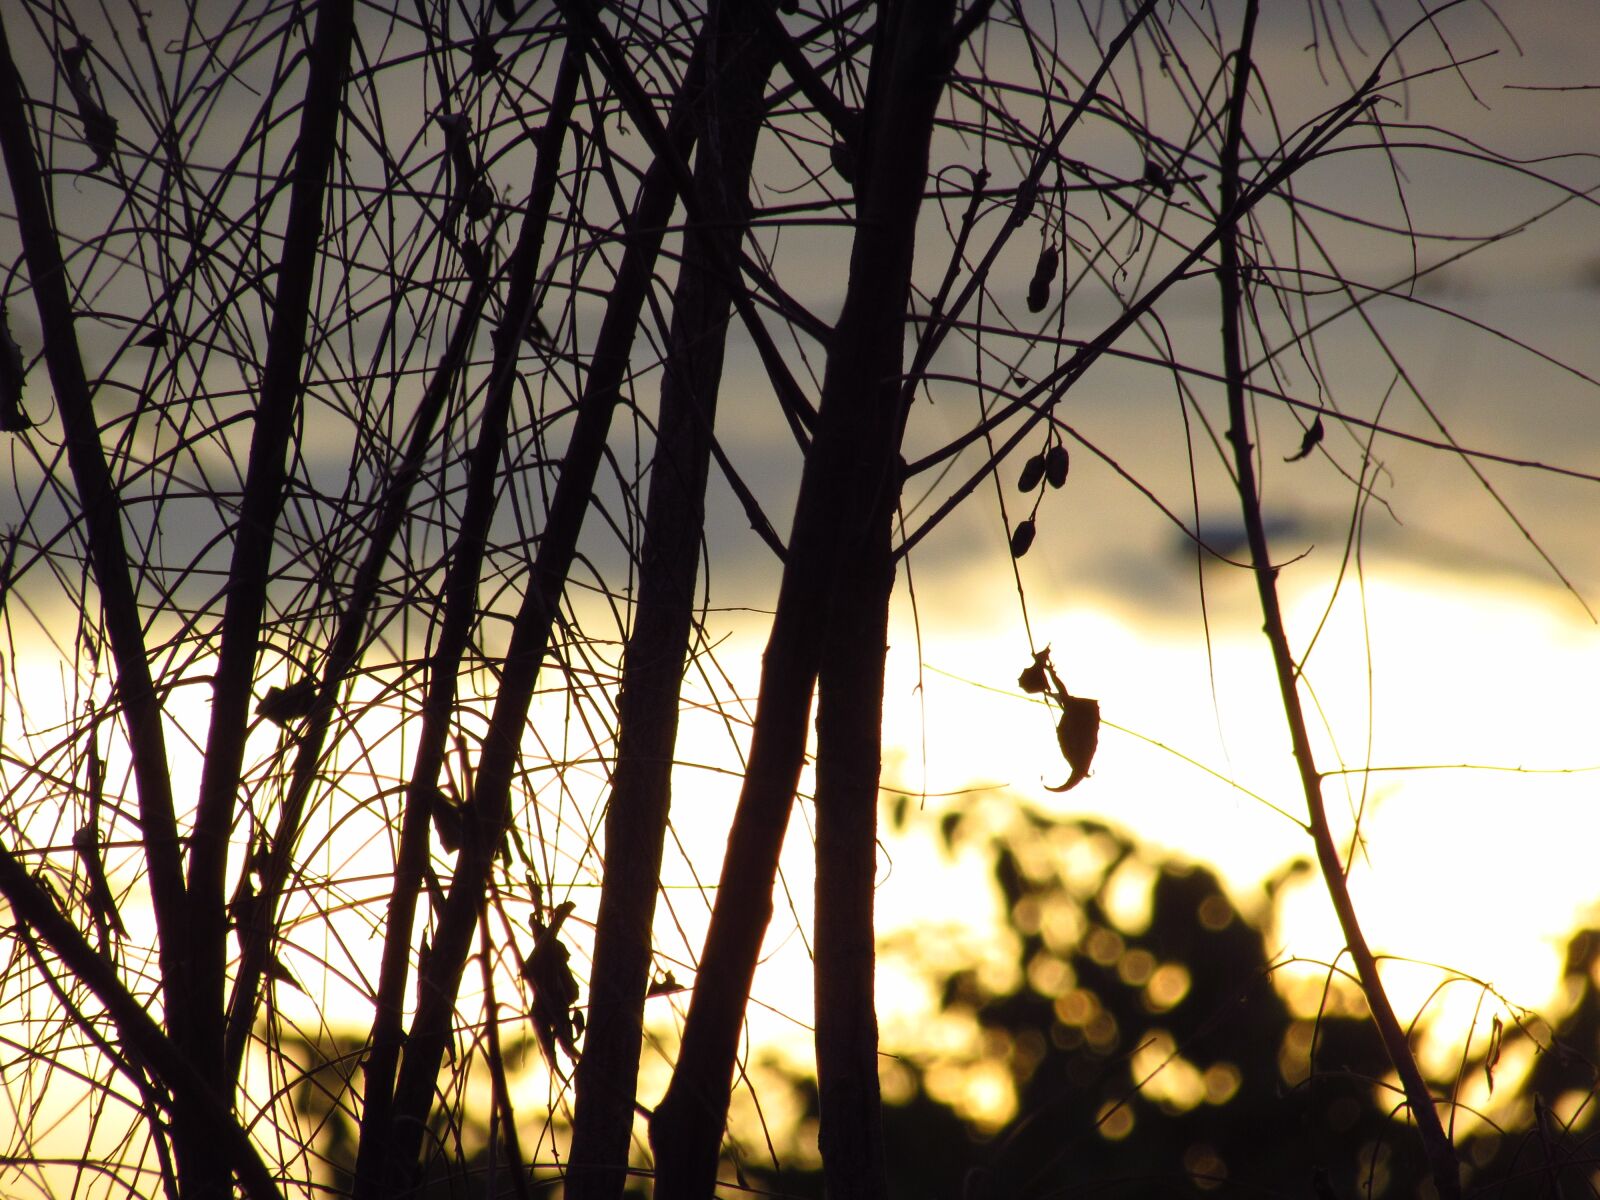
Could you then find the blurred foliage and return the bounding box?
[743,799,1600,1199]
[272,797,1600,1197]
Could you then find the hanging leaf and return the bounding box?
[62,44,118,172]
[1010,519,1036,558]
[1026,244,1059,313]
[1044,444,1069,487]
[522,901,582,1068]
[460,238,487,285]
[1046,694,1100,792]
[1284,414,1324,462]
[829,137,858,185]
[1017,453,1045,492]
[829,107,862,185]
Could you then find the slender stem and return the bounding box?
[1215,6,1460,1197]
[349,46,584,1200]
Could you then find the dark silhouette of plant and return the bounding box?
[1,2,1596,1198]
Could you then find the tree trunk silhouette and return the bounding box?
[648,4,956,1194]
[814,490,895,1199]
[564,6,774,1198]
[369,27,711,1196]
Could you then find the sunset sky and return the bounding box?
[1,1,1598,1173]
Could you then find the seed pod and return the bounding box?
[1143,158,1174,196]
[1010,519,1036,558]
[467,179,493,222]
[1044,444,1069,488]
[1017,453,1045,492]
[1027,245,1059,313]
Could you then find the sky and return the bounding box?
[1,0,1599,1175]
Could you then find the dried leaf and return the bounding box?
[522,901,582,1066]
[647,970,685,998]
[78,100,118,172]
[1010,519,1036,558]
[1026,245,1059,313]
[829,108,862,185]
[1285,414,1324,462]
[228,873,259,933]
[1017,454,1045,492]
[265,951,305,994]
[1142,158,1174,196]
[63,44,117,172]
[436,112,490,222]
[1017,648,1051,694]
[1044,444,1069,488]
[470,34,501,78]
[425,783,464,853]
[257,678,317,726]
[0,307,31,432]
[1046,695,1100,792]
[460,238,487,285]
[467,180,493,223]
[1484,1014,1504,1095]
